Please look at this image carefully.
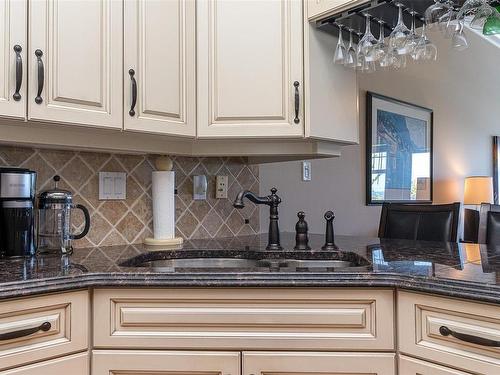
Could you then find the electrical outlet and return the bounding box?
[302,161,311,181]
[216,175,228,199]
[99,172,126,200]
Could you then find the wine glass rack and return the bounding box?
[316,0,499,43]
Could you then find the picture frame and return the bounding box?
[366,92,433,205]
[494,136,499,205]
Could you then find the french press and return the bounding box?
[37,175,91,254]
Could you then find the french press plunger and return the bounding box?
[37,175,91,254]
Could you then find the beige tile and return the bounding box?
[87,212,113,246]
[188,200,211,223]
[100,157,126,173]
[116,212,144,242]
[237,166,256,190]
[39,149,76,170]
[117,154,144,173]
[225,157,246,178]
[100,229,127,247]
[132,159,154,188]
[0,146,36,166]
[215,223,233,238]
[175,157,199,175]
[201,157,224,175]
[79,175,101,209]
[201,209,224,237]
[100,201,128,225]
[60,156,93,191]
[20,154,56,190]
[191,225,211,239]
[79,151,111,172]
[226,209,245,236]
[125,176,144,206]
[131,193,152,223]
[176,210,199,238]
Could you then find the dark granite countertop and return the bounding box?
[0,234,499,304]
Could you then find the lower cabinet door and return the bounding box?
[399,355,474,375]
[0,352,88,374]
[92,350,240,375]
[243,352,395,375]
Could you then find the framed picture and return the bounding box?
[366,92,433,205]
[494,136,499,204]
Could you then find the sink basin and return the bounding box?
[144,258,260,272]
[120,249,371,272]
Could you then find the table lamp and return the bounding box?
[463,176,493,243]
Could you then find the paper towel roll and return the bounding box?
[152,171,175,239]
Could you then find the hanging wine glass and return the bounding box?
[451,21,469,50]
[457,0,489,21]
[369,19,387,62]
[413,22,438,61]
[344,29,357,68]
[359,14,378,61]
[354,31,365,71]
[405,10,421,58]
[333,24,347,64]
[425,0,454,28]
[470,3,495,29]
[390,3,411,53]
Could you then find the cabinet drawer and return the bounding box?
[398,291,500,374]
[0,291,89,371]
[0,352,88,375]
[92,350,240,375]
[93,288,394,350]
[243,351,395,375]
[399,355,474,375]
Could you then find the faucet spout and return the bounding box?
[233,188,282,250]
[233,190,270,208]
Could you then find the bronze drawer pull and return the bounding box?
[439,326,500,347]
[0,321,51,341]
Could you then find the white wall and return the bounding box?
[260,28,500,236]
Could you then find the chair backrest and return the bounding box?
[378,202,461,242]
[478,203,500,245]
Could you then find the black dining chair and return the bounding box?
[378,202,461,242]
[478,203,500,246]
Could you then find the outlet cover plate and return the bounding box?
[99,172,126,200]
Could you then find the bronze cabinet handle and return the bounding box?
[439,326,500,347]
[293,81,300,124]
[129,69,137,116]
[0,321,51,341]
[34,49,44,104]
[13,45,22,101]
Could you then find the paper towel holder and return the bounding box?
[143,156,183,248]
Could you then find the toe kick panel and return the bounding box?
[93,288,394,350]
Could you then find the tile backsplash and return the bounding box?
[0,146,259,248]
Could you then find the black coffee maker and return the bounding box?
[0,168,37,257]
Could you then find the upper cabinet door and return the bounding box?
[0,0,27,120]
[197,0,304,139]
[28,0,122,129]
[124,0,196,137]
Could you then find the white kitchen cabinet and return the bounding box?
[243,352,396,375]
[124,0,196,137]
[0,0,27,119]
[92,350,240,375]
[28,0,122,129]
[197,0,304,138]
[307,0,368,20]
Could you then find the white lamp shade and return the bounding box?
[464,176,493,205]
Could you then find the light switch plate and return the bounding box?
[302,161,311,181]
[216,175,228,199]
[99,172,126,200]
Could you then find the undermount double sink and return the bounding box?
[120,250,371,272]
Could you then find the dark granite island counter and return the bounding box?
[0,234,498,304]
